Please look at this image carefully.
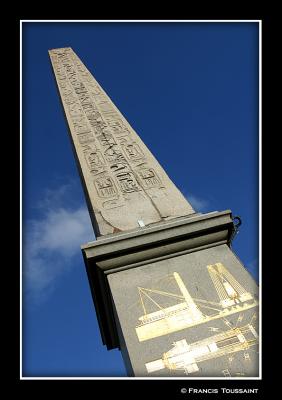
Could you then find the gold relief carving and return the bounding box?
[136,168,161,188]
[77,132,95,144]
[207,263,254,308]
[94,176,117,198]
[145,323,258,375]
[135,266,258,342]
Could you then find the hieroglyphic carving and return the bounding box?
[77,131,95,144]
[49,47,195,235]
[94,176,117,198]
[119,136,145,161]
[106,116,131,137]
[72,116,90,134]
[116,171,140,193]
[84,147,105,175]
[136,168,161,188]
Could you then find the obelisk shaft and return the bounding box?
[49,47,194,236]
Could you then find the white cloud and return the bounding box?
[36,180,81,211]
[23,184,95,303]
[186,193,210,212]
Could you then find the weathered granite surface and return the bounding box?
[49,47,194,236]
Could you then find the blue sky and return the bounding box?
[22,21,259,377]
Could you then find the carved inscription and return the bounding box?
[104,115,130,137]
[50,48,153,199]
[68,102,83,117]
[97,133,127,164]
[116,172,140,193]
[99,101,115,114]
[136,168,161,188]
[84,148,105,175]
[72,116,90,134]
[120,139,144,161]
[94,176,117,198]
[77,131,95,144]
[49,47,195,235]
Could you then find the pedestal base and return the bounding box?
[81,210,259,377]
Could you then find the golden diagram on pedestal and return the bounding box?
[135,263,258,342]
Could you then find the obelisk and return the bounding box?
[49,47,259,377]
[49,47,194,236]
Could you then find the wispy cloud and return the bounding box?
[35,180,83,212]
[23,183,95,303]
[185,193,210,212]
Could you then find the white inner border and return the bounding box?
[20,19,262,381]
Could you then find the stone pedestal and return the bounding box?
[81,210,259,377]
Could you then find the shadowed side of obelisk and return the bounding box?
[48,47,195,237]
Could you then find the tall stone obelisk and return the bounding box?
[49,47,259,378]
[49,47,194,236]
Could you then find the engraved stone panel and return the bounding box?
[116,171,140,193]
[136,168,161,188]
[84,148,105,175]
[49,47,195,236]
[77,131,95,144]
[94,176,117,198]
